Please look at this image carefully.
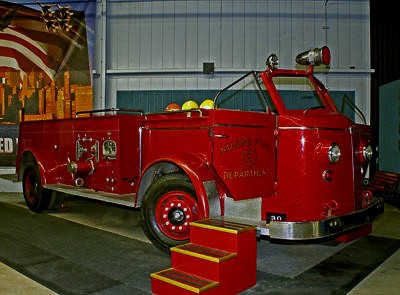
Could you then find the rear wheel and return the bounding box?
[22,162,51,212]
[48,192,66,211]
[140,173,202,253]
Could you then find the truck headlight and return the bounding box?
[362,144,373,161]
[328,143,341,164]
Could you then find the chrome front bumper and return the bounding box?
[265,198,384,240]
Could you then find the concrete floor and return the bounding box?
[0,168,399,294]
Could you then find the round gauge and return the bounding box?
[103,140,117,158]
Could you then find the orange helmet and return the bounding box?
[165,103,181,111]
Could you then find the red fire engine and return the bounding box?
[16,47,384,253]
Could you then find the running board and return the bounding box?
[45,184,137,207]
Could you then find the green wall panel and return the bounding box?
[379,80,400,174]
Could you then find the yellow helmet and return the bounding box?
[182,100,199,110]
[200,99,214,109]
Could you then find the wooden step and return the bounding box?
[189,218,257,252]
[171,243,238,281]
[172,243,237,263]
[190,218,256,234]
[151,218,257,295]
[151,268,219,293]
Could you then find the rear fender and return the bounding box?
[18,149,48,186]
[137,154,218,217]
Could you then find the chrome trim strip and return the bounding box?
[146,126,210,131]
[214,123,267,128]
[139,126,143,174]
[268,199,384,240]
[278,126,349,132]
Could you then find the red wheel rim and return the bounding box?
[155,191,200,241]
[24,170,37,204]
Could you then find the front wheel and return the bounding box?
[22,162,51,212]
[140,173,202,253]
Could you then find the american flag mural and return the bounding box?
[0,0,91,85]
[0,0,94,166]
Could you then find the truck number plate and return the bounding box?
[266,212,287,223]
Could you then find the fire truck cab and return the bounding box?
[16,47,384,253]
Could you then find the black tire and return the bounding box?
[48,192,66,211]
[22,162,51,212]
[140,173,202,253]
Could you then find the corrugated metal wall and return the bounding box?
[93,0,371,122]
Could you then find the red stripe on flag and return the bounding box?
[0,29,55,67]
[0,47,52,78]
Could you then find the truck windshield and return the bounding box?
[272,76,325,111]
[214,71,275,113]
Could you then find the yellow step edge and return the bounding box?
[190,218,256,234]
[171,244,237,263]
[151,268,219,293]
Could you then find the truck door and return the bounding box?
[212,110,276,200]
